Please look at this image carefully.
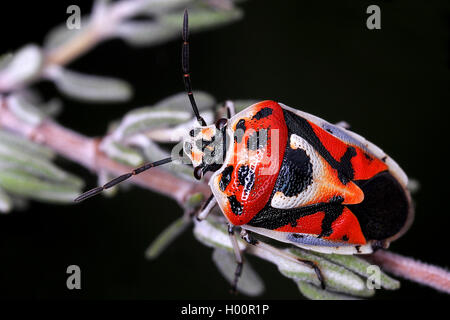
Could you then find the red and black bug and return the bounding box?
[75,10,413,291]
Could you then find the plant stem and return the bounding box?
[367,250,450,294]
[0,98,209,204]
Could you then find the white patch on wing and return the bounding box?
[271,134,323,209]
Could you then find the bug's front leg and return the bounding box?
[240,229,326,289]
[228,224,244,294]
[193,194,217,221]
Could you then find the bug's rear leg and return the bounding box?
[228,224,244,294]
[240,229,326,289]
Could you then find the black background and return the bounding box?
[0,0,449,300]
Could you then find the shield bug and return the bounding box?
[75,10,414,291]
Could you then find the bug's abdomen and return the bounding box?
[209,101,288,225]
[348,171,411,241]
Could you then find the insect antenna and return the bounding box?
[182,9,207,126]
[74,157,173,202]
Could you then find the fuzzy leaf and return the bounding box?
[163,7,243,33]
[99,139,143,166]
[212,248,265,296]
[7,94,45,126]
[139,0,192,15]
[116,21,179,47]
[313,252,400,290]
[283,248,374,298]
[52,68,133,103]
[111,108,193,140]
[126,135,194,180]
[0,130,54,159]
[44,20,88,51]
[0,169,82,203]
[0,44,43,90]
[297,282,357,300]
[0,145,82,187]
[145,217,191,260]
[193,219,246,252]
[0,187,12,214]
[153,91,216,112]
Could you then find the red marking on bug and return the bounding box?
[220,101,288,225]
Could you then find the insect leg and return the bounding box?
[228,224,244,294]
[196,194,217,221]
[240,229,326,289]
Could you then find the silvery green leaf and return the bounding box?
[283,248,374,298]
[0,130,54,159]
[111,108,192,140]
[313,252,400,290]
[52,68,133,103]
[144,110,214,142]
[0,168,82,203]
[297,282,357,300]
[233,99,258,113]
[115,21,179,47]
[44,19,88,51]
[126,135,194,180]
[0,53,13,71]
[0,187,12,214]
[99,138,143,166]
[184,192,204,209]
[7,94,45,126]
[163,7,243,33]
[145,216,191,260]
[0,45,43,90]
[153,91,216,112]
[138,0,192,15]
[193,219,245,252]
[212,248,265,296]
[0,147,83,187]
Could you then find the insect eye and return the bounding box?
[193,166,203,180]
[215,118,228,130]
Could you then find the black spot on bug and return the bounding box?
[363,152,373,161]
[234,119,246,143]
[252,107,273,120]
[273,142,313,197]
[228,195,243,216]
[236,119,246,132]
[249,196,345,232]
[355,245,362,253]
[291,233,303,238]
[342,235,349,241]
[283,110,357,185]
[219,166,234,191]
[247,129,268,150]
[318,196,344,238]
[381,156,387,162]
[348,171,410,241]
[237,165,255,194]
